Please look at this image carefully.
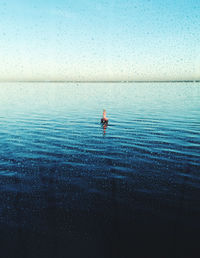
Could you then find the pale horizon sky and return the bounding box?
[0,0,200,81]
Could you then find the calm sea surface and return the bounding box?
[0,82,200,258]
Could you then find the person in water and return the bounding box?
[101,109,108,123]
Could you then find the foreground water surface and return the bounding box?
[0,82,200,258]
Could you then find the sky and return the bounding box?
[0,0,200,81]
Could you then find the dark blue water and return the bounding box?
[0,82,200,258]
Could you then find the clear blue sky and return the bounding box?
[0,0,200,81]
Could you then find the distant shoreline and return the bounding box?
[0,80,199,83]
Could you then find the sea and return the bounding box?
[0,82,199,258]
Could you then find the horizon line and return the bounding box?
[0,80,200,83]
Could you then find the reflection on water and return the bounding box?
[0,82,200,258]
[101,121,108,135]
